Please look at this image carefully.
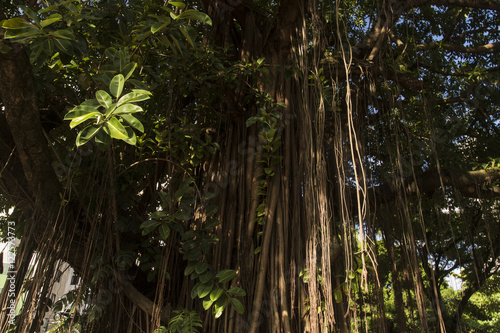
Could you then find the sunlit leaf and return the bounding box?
[40,14,62,28]
[104,117,128,140]
[109,74,125,97]
[76,125,101,147]
[96,90,112,108]
[120,114,144,132]
[69,112,100,129]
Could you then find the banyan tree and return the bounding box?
[0,0,499,332]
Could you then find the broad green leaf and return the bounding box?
[191,283,199,299]
[174,180,193,202]
[96,90,112,108]
[215,269,237,283]
[140,219,161,235]
[334,289,342,303]
[230,298,244,314]
[2,18,35,29]
[199,270,212,283]
[109,74,125,98]
[170,2,186,9]
[195,262,208,274]
[76,125,101,147]
[49,29,75,40]
[120,114,144,132]
[246,116,259,127]
[38,5,58,14]
[105,105,118,117]
[197,281,213,298]
[30,42,43,63]
[203,297,214,310]
[122,62,137,81]
[228,287,246,297]
[19,5,40,25]
[64,105,99,120]
[184,262,196,276]
[114,103,143,115]
[122,126,137,145]
[178,25,194,48]
[54,38,73,55]
[213,296,227,318]
[117,91,150,106]
[40,14,62,28]
[104,117,128,140]
[178,10,212,26]
[4,28,39,40]
[210,288,223,302]
[94,130,111,151]
[159,224,171,240]
[151,21,169,34]
[69,112,100,129]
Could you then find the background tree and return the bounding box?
[0,0,499,332]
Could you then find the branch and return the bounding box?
[416,41,500,54]
[373,168,500,206]
[0,43,63,211]
[406,0,500,11]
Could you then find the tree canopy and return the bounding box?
[0,0,499,332]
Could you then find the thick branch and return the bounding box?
[373,168,500,206]
[407,0,500,11]
[416,41,500,53]
[0,43,63,209]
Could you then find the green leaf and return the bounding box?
[69,112,100,129]
[122,62,137,81]
[210,288,223,302]
[184,262,196,276]
[76,125,101,147]
[94,130,111,151]
[122,126,137,145]
[140,219,161,235]
[2,17,35,29]
[159,224,171,240]
[230,298,245,314]
[178,9,212,26]
[49,29,75,40]
[170,2,186,9]
[151,20,171,34]
[54,38,73,55]
[195,262,208,274]
[120,114,144,132]
[104,117,128,140]
[174,180,193,202]
[213,296,227,318]
[178,25,194,48]
[197,281,213,299]
[215,269,237,283]
[114,103,143,115]
[228,287,246,297]
[246,116,259,127]
[117,91,150,106]
[203,297,215,310]
[334,289,342,303]
[199,270,212,283]
[109,74,125,98]
[96,90,112,108]
[40,14,62,28]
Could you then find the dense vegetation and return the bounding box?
[0,0,499,332]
